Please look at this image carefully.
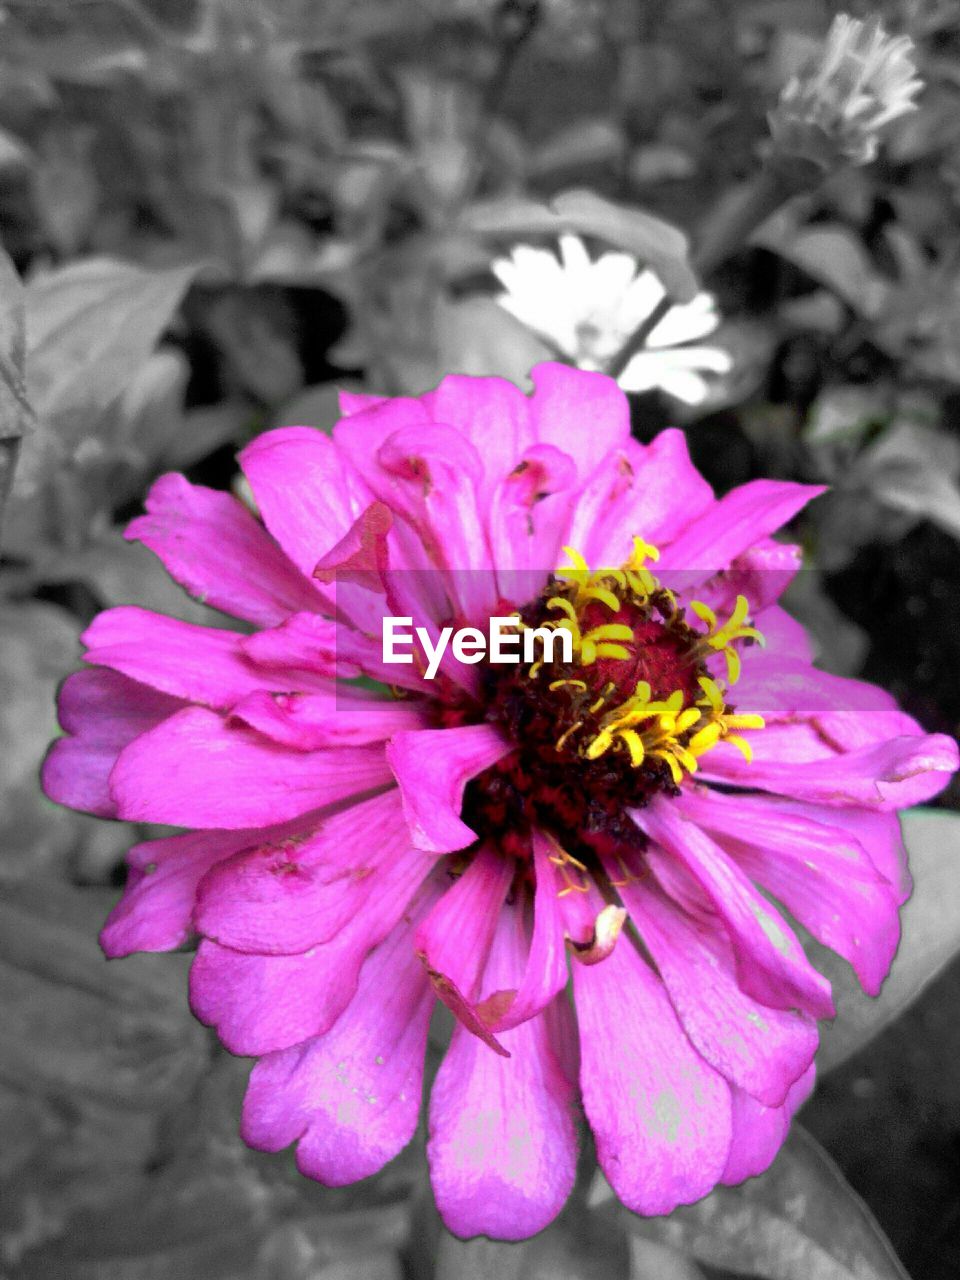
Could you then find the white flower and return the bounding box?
[770,14,923,167]
[492,234,732,405]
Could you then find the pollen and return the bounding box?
[506,542,765,783]
[471,537,767,865]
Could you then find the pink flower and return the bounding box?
[44,363,957,1240]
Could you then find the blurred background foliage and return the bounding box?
[2,0,960,1277]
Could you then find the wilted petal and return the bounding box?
[414,845,513,1055]
[194,792,415,953]
[191,845,434,1055]
[428,908,578,1240]
[241,879,442,1182]
[573,912,732,1216]
[477,831,569,1033]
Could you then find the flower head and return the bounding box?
[44,365,957,1239]
[492,234,732,404]
[769,14,923,168]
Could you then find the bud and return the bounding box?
[768,14,923,168]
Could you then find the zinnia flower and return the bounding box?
[769,14,922,168]
[492,235,732,404]
[44,364,957,1240]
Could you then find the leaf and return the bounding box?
[628,1237,705,1279]
[434,1232,529,1280]
[551,191,698,303]
[0,875,210,1111]
[0,243,33,440]
[0,601,84,875]
[389,296,554,395]
[814,808,960,1074]
[24,257,200,443]
[461,189,699,303]
[529,119,626,175]
[856,421,960,542]
[756,223,890,318]
[275,382,347,435]
[596,1125,911,1280]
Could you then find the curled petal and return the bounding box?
[42,669,183,818]
[475,831,569,1032]
[388,725,511,852]
[414,845,514,1056]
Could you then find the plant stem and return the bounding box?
[0,438,20,555]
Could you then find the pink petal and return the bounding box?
[427,909,578,1241]
[376,424,497,621]
[476,831,569,1033]
[240,881,442,1183]
[109,706,393,828]
[238,427,361,579]
[420,372,535,509]
[240,610,428,694]
[238,611,358,680]
[573,911,732,1216]
[692,539,802,620]
[785,803,912,903]
[228,688,428,750]
[190,846,435,1055]
[529,362,630,479]
[656,479,825,583]
[42,669,183,818]
[193,791,417,953]
[488,444,579,606]
[574,432,714,567]
[414,845,514,1055]
[698,733,959,809]
[755,604,814,661]
[679,788,900,995]
[100,820,316,956]
[734,655,900,720]
[636,799,835,1020]
[81,606,326,708]
[387,725,511,852]
[125,473,324,626]
[614,864,818,1106]
[338,388,387,416]
[721,1065,816,1185]
[312,501,392,592]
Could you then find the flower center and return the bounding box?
[463,539,766,865]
